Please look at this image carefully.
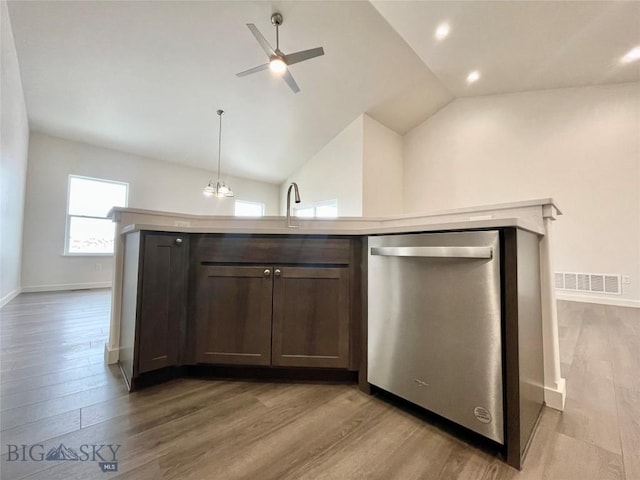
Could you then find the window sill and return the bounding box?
[62,252,114,257]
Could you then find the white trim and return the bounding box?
[544,378,566,411]
[0,288,21,308]
[556,292,640,309]
[21,282,112,293]
[104,343,119,364]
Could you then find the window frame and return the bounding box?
[234,199,265,217]
[64,175,129,257]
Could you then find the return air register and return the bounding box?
[555,272,621,295]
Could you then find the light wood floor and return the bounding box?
[0,290,638,479]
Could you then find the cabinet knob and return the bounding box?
[274,269,281,277]
[264,269,271,277]
[175,238,183,245]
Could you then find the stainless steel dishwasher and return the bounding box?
[368,230,504,444]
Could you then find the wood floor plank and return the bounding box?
[2,381,274,479]
[1,371,120,411]
[1,381,128,431]
[20,384,307,480]
[557,396,622,455]
[615,386,640,480]
[80,378,249,428]
[0,353,105,382]
[542,432,624,480]
[572,305,611,362]
[565,367,618,413]
[0,362,114,396]
[1,409,81,447]
[606,308,640,393]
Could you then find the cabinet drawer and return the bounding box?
[193,235,351,265]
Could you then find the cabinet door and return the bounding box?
[195,265,273,365]
[137,234,187,374]
[272,267,350,368]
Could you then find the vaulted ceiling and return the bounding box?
[7,1,640,184]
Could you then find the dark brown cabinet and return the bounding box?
[195,266,273,365]
[194,263,350,369]
[137,234,188,373]
[120,233,358,389]
[119,232,188,389]
[190,234,356,370]
[272,267,350,368]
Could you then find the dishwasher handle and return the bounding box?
[370,246,493,259]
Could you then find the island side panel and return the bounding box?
[358,236,370,393]
[119,231,141,390]
[502,228,522,468]
[349,237,363,372]
[516,229,544,458]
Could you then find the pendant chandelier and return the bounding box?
[203,109,234,198]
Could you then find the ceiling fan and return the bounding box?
[236,12,325,93]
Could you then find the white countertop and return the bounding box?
[111,198,561,237]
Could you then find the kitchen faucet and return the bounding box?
[286,182,301,228]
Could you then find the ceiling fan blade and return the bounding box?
[284,47,325,66]
[236,63,270,77]
[246,24,275,57]
[282,69,300,93]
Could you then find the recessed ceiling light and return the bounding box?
[621,46,640,63]
[467,70,480,83]
[435,23,450,41]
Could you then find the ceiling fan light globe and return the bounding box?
[269,58,287,74]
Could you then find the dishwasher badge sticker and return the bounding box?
[473,406,492,424]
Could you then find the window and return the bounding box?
[294,199,338,218]
[65,175,128,255]
[234,200,265,217]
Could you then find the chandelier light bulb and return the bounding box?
[203,182,214,197]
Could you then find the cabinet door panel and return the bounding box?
[138,234,186,374]
[272,267,349,368]
[196,266,272,365]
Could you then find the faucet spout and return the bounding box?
[286,182,301,228]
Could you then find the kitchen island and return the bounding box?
[107,198,564,469]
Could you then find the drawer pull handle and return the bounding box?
[264,269,271,277]
[175,238,183,245]
[274,269,282,277]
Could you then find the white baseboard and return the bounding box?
[21,282,112,293]
[104,343,119,365]
[0,288,21,309]
[556,292,640,309]
[544,378,566,411]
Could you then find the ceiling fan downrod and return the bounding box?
[271,13,283,52]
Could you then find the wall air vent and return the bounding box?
[555,272,621,295]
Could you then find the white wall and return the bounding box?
[1,1,29,306]
[279,114,404,218]
[404,83,640,303]
[362,115,403,217]
[21,132,280,291]
[280,116,364,217]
